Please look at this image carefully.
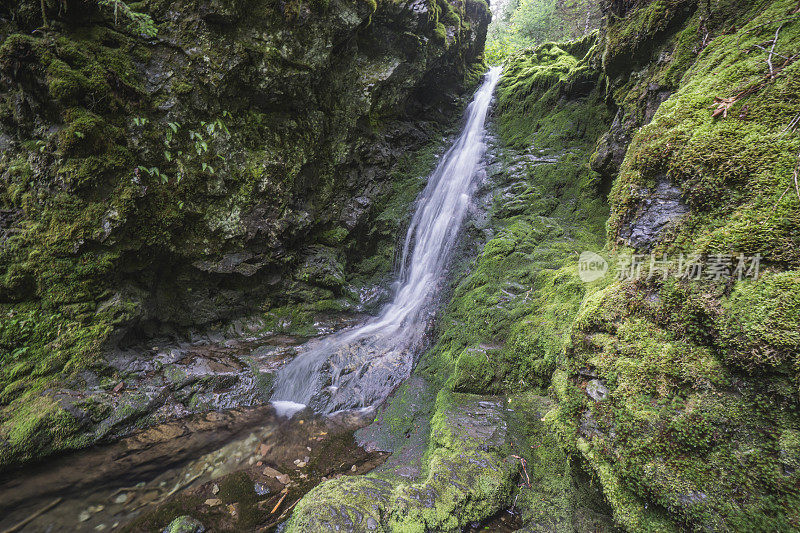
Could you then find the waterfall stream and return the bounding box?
[271,67,503,415]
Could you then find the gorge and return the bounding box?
[1,0,799,531]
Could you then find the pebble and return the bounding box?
[351,465,357,472]
[262,466,282,477]
[205,498,222,507]
[78,511,91,522]
[113,494,128,504]
[212,484,220,495]
[95,524,106,531]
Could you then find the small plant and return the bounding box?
[132,113,231,201]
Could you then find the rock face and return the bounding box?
[617,178,689,249]
[288,393,520,532]
[0,0,490,468]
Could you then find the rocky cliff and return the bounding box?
[0,0,490,468]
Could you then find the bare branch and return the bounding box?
[767,24,784,78]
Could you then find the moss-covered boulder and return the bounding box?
[288,391,520,532]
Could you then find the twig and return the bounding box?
[711,53,799,118]
[793,152,800,201]
[1,497,62,533]
[767,24,784,78]
[110,484,151,497]
[781,113,800,135]
[769,187,792,224]
[737,14,800,42]
[277,499,299,520]
[165,471,203,498]
[750,44,792,61]
[511,455,531,488]
[271,492,288,514]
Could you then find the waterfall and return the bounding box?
[271,67,502,416]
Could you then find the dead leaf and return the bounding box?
[710,96,737,118]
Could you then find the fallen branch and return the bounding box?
[711,53,799,118]
[277,499,299,520]
[767,24,785,78]
[1,497,62,533]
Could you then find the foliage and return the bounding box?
[96,0,158,37]
[485,0,601,63]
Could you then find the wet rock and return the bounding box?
[590,108,635,179]
[288,394,519,532]
[192,252,267,276]
[586,379,609,402]
[294,246,346,290]
[163,515,205,533]
[579,411,601,439]
[678,491,707,506]
[618,179,689,249]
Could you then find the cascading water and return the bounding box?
[271,67,502,415]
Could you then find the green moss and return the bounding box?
[719,271,800,374]
[607,0,800,265]
[1,394,90,466]
[288,392,518,532]
[602,0,697,76]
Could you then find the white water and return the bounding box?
[271,67,502,415]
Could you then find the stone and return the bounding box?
[586,379,609,402]
[618,179,690,250]
[163,515,206,533]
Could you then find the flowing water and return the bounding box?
[271,67,503,415]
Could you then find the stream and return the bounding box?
[0,67,502,532]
